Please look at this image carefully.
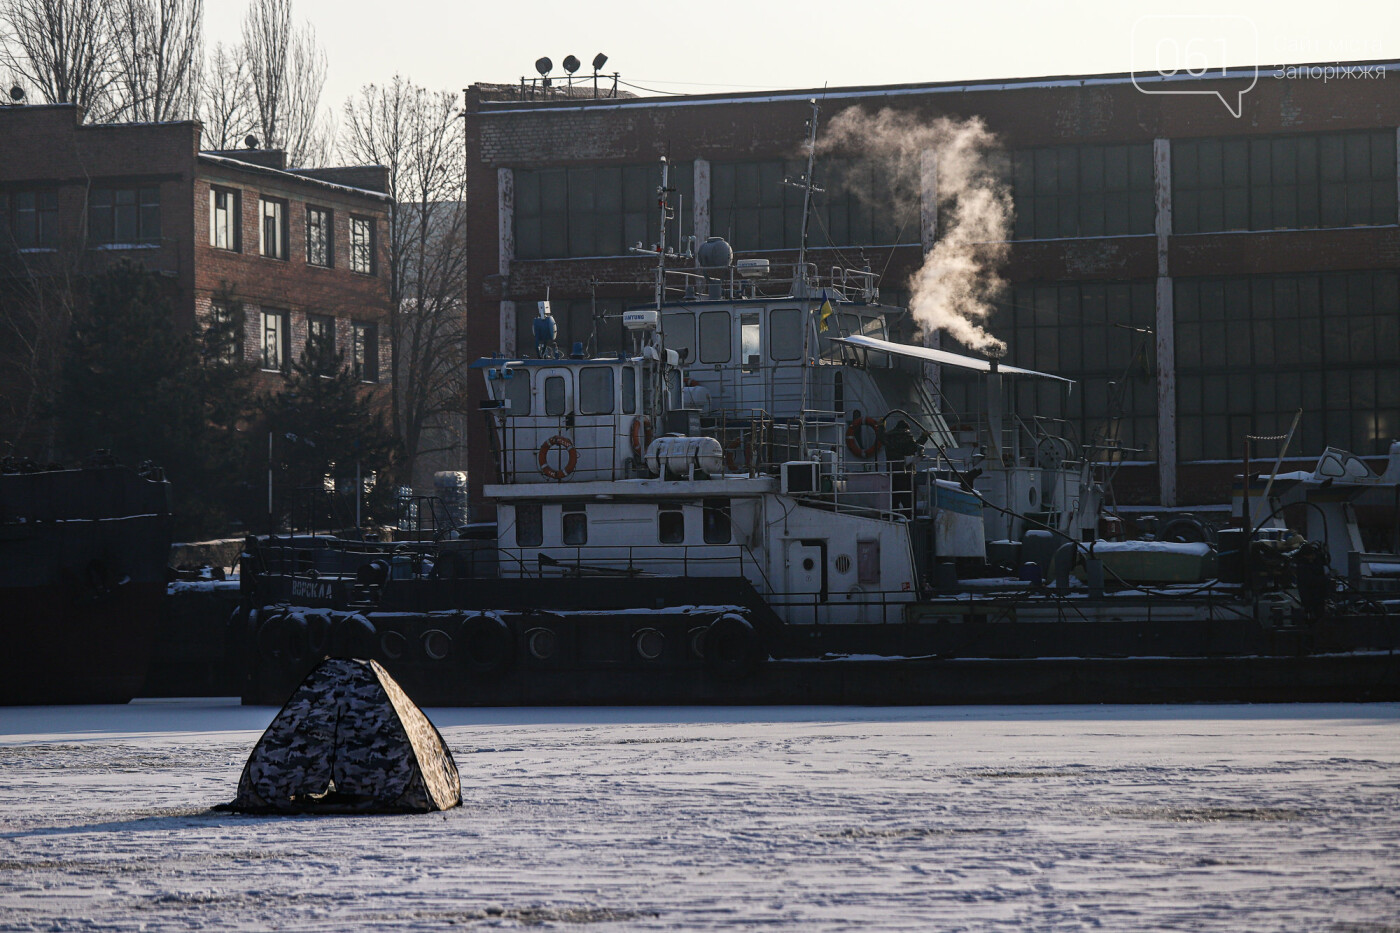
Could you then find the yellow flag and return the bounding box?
[818,299,834,332]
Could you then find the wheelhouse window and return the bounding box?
[658,503,685,544]
[352,322,378,382]
[306,206,332,266]
[90,186,160,244]
[209,187,240,250]
[350,216,375,274]
[699,310,731,363]
[621,367,636,414]
[306,314,335,374]
[703,499,732,544]
[544,375,567,416]
[579,367,615,415]
[740,312,761,372]
[769,307,803,360]
[562,505,587,545]
[4,190,59,249]
[661,311,696,362]
[259,197,287,259]
[515,502,543,547]
[261,309,288,371]
[502,371,531,415]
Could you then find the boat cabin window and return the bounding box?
[544,375,567,416]
[562,504,587,545]
[703,498,731,544]
[516,503,543,547]
[622,367,636,414]
[662,312,695,363]
[768,307,803,360]
[699,311,730,363]
[658,502,684,543]
[579,367,614,415]
[503,372,530,415]
[740,312,760,372]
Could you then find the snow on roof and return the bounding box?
[197,153,392,202]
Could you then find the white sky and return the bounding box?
[203,0,1400,116]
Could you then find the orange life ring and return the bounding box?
[846,417,883,459]
[538,435,578,479]
[629,417,654,460]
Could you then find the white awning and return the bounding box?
[831,334,1074,384]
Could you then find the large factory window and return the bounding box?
[938,280,1158,462]
[709,156,918,251]
[514,162,693,260]
[1009,144,1155,239]
[1173,130,1397,233]
[1175,271,1400,460]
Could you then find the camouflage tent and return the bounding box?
[225,658,460,813]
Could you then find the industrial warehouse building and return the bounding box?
[462,62,1400,511]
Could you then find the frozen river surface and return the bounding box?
[1,702,1398,931]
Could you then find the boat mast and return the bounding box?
[784,99,823,453]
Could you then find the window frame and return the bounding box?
[209,186,240,251]
[351,321,378,383]
[306,313,336,375]
[305,205,333,267]
[350,215,375,274]
[260,308,289,372]
[89,185,161,245]
[259,196,288,260]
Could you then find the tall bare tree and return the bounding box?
[107,0,203,123]
[0,0,116,117]
[198,40,255,150]
[341,77,472,487]
[241,0,326,164]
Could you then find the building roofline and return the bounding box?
[197,153,393,202]
[474,58,1400,115]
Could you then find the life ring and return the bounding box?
[538,435,578,479]
[629,417,654,460]
[846,417,883,459]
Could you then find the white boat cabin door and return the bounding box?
[784,538,830,624]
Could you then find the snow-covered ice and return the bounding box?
[2,701,1398,931]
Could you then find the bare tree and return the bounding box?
[0,250,85,459]
[198,40,255,150]
[0,0,116,117]
[107,0,203,123]
[241,0,326,165]
[341,77,472,487]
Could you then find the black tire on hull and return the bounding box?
[704,613,763,681]
[458,612,514,676]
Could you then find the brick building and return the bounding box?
[0,103,391,453]
[462,62,1400,512]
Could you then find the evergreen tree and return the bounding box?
[259,330,398,533]
[60,264,256,538]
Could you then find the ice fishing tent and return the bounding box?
[225,658,460,813]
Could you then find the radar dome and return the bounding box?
[695,236,733,271]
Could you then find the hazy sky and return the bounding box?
[204,0,1400,115]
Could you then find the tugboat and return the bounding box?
[1,455,172,705]
[233,125,1400,706]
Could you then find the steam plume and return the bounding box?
[819,107,1010,355]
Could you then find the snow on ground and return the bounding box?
[2,701,1398,931]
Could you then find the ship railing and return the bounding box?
[661,260,879,303]
[512,542,773,590]
[936,408,1085,471]
[492,413,643,483]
